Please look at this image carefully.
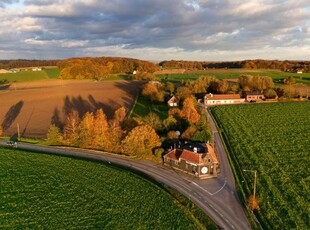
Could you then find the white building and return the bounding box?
[204,93,245,106]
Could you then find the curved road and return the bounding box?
[1,111,251,229]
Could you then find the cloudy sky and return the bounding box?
[0,0,309,61]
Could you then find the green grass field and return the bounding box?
[156,69,310,85]
[0,68,61,82]
[130,94,169,120]
[210,102,310,229]
[44,68,60,79]
[0,70,48,82]
[0,148,215,229]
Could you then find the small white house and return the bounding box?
[32,67,42,71]
[166,95,179,107]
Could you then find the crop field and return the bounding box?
[0,80,143,138]
[0,148,211,229]
[210,102,310,229]
[156,69,310,85]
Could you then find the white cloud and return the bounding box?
[0,0,309,60]
[61,40,89,48]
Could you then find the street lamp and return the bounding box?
[243,169,257,203]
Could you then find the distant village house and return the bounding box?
[32,67,42,71]
[166,95,179,107]
[0,69,10,74]
[242,91,265,102]
[297,69,303,74]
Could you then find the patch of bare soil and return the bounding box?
[154,69,186,75]
[0,80,143,138]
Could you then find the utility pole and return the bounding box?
[17,123,20,141]
[243,169,257,203]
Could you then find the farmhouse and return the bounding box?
[32,67,42,71]
[243,91,265,102]
[0,69,10,74]
[164,143,219,178]
[204,93,245,106]
[166,95,179,107]
[9,68,20,73]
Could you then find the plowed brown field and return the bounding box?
[0,79,143,138]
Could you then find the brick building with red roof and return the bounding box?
[163,143,219,178]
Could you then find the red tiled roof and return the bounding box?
[164,144,219,165]
[205,94,241,100]
[164,149,179,161]
[206,144,218,164]
[164,149,204,164]
[179,149,203,164]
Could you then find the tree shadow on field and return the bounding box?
[51,108,64,130]
[62,95,115,120]
[1,100,24,130]
[113,80,144,111]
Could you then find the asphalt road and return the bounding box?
[0,110,251,229]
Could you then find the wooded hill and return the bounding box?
[159,59,310,72]
[0,59,59,69]
[57,57,158,80]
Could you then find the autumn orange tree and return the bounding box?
[92,109,109,148]
[110,106,126,128]
[122,125,161,157]
[0,125,3,137]
[247,195,260,211]
[63,110,80,146]
[47,124,63,145]
[78,112,95,148]
[181,97,200,123]
[141,82,164,103]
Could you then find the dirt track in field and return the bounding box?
[0,79,143,138]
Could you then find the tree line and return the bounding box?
[159,59,310,72]
[0,59,59,69]
[57,57,158,80]
[47,107,161,158]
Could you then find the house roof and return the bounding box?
[166,95,179,104]
[205,93,241,100]
[206,144,218,164]
[164,145,218,165]
[179,149,204,164]
[244,91,264,96]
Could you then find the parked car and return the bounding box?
[6,141,17,147]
